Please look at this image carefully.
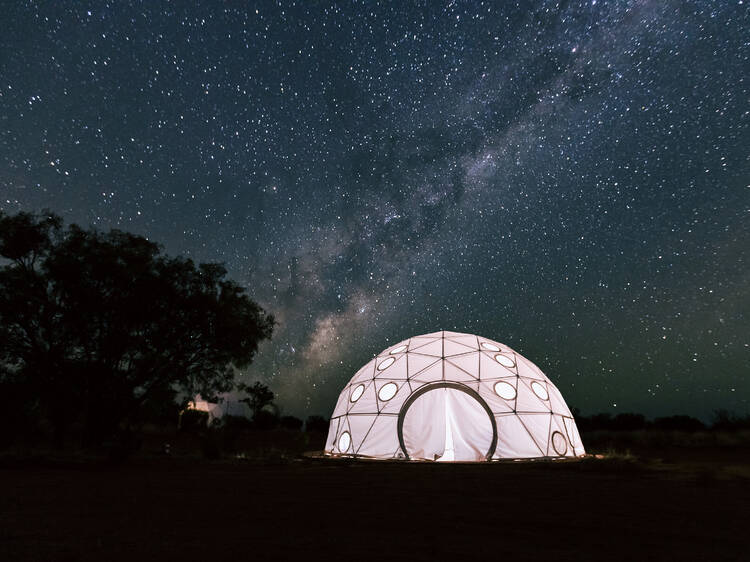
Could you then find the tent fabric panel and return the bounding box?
[407,354,441,378]
[346,380,379,414]
[325,417,340,453]
[443,339,479,357]
[516,356,546,381]
[443,361,479,383]
[350,358,376,384]
[517,413,553,456]
[385,340,411,354]
[408,339,443,357]
[564,416,586,456]
[549,415,572,457]
[348,414,379,454]
[378,380,411,414]
[547,383,573,417]
[515,377,551,413]
[408,361,443,384]
[331,384,353,417]
[479,351,516,380]
[445,352,479,377]
[493,414,545,458]
[477,379,516,414]
[444,334,479,348]
[356,415,399,457]
[373,353,408,379]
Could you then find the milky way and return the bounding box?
[1,1,747,419]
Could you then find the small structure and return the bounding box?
[185,396,223,425]
[325,331,585,461]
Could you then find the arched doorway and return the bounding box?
[397,382,497,461]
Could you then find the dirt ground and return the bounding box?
[1,443,749,562]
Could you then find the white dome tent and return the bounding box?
[325,331,585,461]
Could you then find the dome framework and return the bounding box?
[325,331,585,461]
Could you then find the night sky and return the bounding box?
[1,1,747,421]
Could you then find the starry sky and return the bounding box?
[1,1,747,421]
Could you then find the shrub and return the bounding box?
[180,410,209,432]
[279,415,303,431]
[305,415,329,433]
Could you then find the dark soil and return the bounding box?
[0,426,750,562]
[1,436,748,561]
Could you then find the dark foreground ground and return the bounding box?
[1,431,749,562]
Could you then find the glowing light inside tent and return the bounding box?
[493,381,517,400]
[377,357,395,370]
[531,381,549,400]
[481,342,501,352]
[494,353,515,368]
[378,382,398,401]
[350,384,365,402]
[324,331,586,461]
[338,431,351,452]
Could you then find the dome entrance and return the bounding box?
[397,382,497,461]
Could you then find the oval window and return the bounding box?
[390,344,408,354]
[481,342,501,352]
[350,384,365,402]
[494,354,515,368]
[551,431,567,456]
[378,382,398,401]
[377,357,395,371]
[338,431,351,453]
[531,381,549,400]
[493,381,517,400]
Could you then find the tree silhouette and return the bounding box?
[0,210,274,445]
[238,381,276,421]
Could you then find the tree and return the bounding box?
[0,210,274,446]
[238,381,276,420]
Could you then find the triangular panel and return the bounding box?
[479,351,515,380]
[547,383,572,416]
[493,414,544,458]
[348,414,378,454]
[443,340,478,357]
[516,357,545,380]
[517,413,552,456]
[356,415,399,457]
[407,354,440,378]
[409,361,443,384]
[350,358,376,383]
[447,352,479,378]
[477,379,515,414]
[444,334,478,349]
[515,378,550,413]
[346,380,378,414]
[443,361,479,383]
[374,353,408,379]
[408,339,443,357]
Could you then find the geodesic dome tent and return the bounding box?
[325,331,585,461]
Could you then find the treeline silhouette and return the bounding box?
[0,210,274,452]
[573,409,750,432]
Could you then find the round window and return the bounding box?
[493,381,517,400]
[390,344,408,354]
[481,342,501,352]
[338,431,351,453]
[377,357,395,371]
[531,381,549,400]
[378,382,398,401]
[494,354,515,368]
[551,431,567,456]
[350,384,365,402]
